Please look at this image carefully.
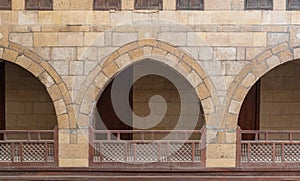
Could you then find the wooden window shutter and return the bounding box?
[177,0,204,10]
[245,0,273,10]
[93,0,121,10]
[25,0,53,10]
[135,0,163,10]
[287,0,300,10]
[0,0,11,10]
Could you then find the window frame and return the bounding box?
[25,0,53,11]
[287,0,300,10]
[93,0,121,11]
[134,0,163,10]
[176,0,204,10]
[244,0,273,10]
[0,0,11,10]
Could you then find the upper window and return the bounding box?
[25,0,53,10]
[245,0,273,10]
[135,0,163,10]
[176,0,204,10]
[93,0,121,10]
[287,0,300,10]
[0,0,11,10]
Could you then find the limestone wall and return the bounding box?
[260,61,300,131]
[0,0,300,168]
[5,62,56,130]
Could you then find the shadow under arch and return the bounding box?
[225,43,297,130]
[93,59,206,137]
[0,44,73,130]
[79,39,219,130]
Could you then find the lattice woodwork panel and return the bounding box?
[169,143,192,162]
[47,143,54,162]
[0,143,12,162]
[194,143,201,162]
[135,143,159,162]
[241,143,249,162]
[101,143,126,162]
[249,143,273,162]
[284,144,300,162]
[23,143,46,162]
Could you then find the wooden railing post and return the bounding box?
[53,126,58,166]
[236,126,241,167]
[89,127,95,165]
[200,125,206,167]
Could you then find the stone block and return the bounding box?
[77,47,98,61]
[58,32,84,46]
[16,55,32,69]
[267,33,289,47]
[85,11,110,25]
[61,11,86,24]
[18,11,37,25]
[214,48,236,61]
[273,0,286,10]
[39,71,55,88]
[38,11,62,24]
[70,61,84,75]
[112,32,138,46]
[12,0,25,10]
[47,84,62,101]
[49,61,69,75]
[3,49,18,63]
[262,11,290,25]
[206,159,235,167]
[229,100,241,114]
[9,33,33,47]
[54,99,67,115]
[158,32,187,46]
[103,62,118,77]
[34,33,58,47]
[51,47,76,61]
[205,0,232,10]
[28,61,44,77]
[84,32,105,46]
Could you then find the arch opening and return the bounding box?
[0,60,58,165]
[237,59,300,167]
[91,59,206,165]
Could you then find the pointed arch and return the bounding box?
[225,43,299,130]
[0,43,73,129]
[79,39,218,127]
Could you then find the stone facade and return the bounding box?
[0,0,299,168]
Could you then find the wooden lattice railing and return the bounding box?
[237,127,300,167]
[89,126,206,167]
[0,127,58,167]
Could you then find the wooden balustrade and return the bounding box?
[0,127,58,167]
[237,127,300,167]
[89,126,206,167]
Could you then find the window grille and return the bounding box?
[25,0,53,10]
[93,0,121,10]
[0,0,11,10]
[177,0,204,10]
[287,0,300,10]
[135,0,163,10]
[245,0,273,10]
